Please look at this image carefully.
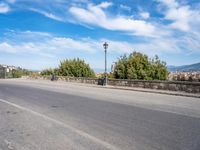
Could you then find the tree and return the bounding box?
[113,51,169,80]
[40,68,54,76]
[127,52,152,80]
[11,68,33,78]
[113,55,128,79]
[11,70,22,78]
[57,58,95,77]
[150,55,169,80]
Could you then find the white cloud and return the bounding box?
[0,42,16,53]
[0,30,186,57]
[30,8,64,22]
[49,37,98,53]
[177,32,200,54]
[139,12,150,19]
[1,30,200,69]
[0,31,98,56]
[98,2,113,8]
[119,4,131,12]
[1,0,168,38]
[165,5,192,31]
[157,0,178,8]
[69,3,160,37]
[103,37,183,56]
[0,2,10,13]
[157,0,200,32]
[0,42,46,54]
[156,0,200,57]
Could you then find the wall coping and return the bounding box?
[30,75,200,85]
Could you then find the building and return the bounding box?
[168,71,200,82]
[0,64,18,78]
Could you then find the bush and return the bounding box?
[113,52,169,80]
[11,69,32,78]
[58,58,95,77]
[40,68,54,76]
[40,58,95,78]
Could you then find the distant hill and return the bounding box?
[168,62,200,72]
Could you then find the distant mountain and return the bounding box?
[168,62,200,72]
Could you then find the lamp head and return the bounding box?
[103,42,108,49]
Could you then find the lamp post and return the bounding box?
[103,42,108,86]
[4,68,6,79]
[3,67,6,79]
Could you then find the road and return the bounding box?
[0,79,200,150]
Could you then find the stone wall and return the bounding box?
[28,75,200,93]
[28,75,99,85]
[108,79,200,93]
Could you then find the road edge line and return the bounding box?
[0,98,119,150]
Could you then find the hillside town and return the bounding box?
[0,64,31,79]
[0,64,19,78]
[168,72,200,82]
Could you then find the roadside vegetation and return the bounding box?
[0,68,33,78]
[41,58,95,78]
[41,52,169,80]
[11,68,33,78]
[113,52,169,80]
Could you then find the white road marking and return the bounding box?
[0,98,119,150]
[4,139,14,150]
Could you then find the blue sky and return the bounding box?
[0,0,200,71]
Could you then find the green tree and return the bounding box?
[11,70,22,78]
[113,51,169,80]
[40,68,54,76]
[127,52,152,80]
[11,68,32,78]
[113,55,128,79]
[151,55,169,80]
[58,58,95,77]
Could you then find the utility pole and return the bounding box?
[103,42,108,86]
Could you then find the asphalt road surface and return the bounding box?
[0,79,200,150]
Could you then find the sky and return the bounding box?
[0,0,200,71]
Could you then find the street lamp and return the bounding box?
[103,42,108,86]
[4,68,6,79]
